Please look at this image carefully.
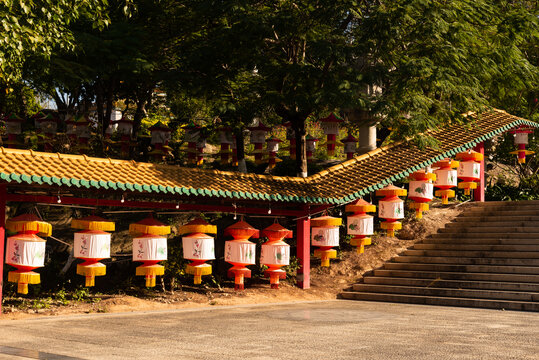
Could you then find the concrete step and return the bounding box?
[363,276,539,292]
[383,262,539,275]
[453,216,539,223]
[393,256,539,266]
[351,284,539,302]
[430,233,539,239]
[403,250,539,258]
[340,292,539,311]
[438,227,539,233]
[413,244,539,251]
[474,200,539,206]
[422,237,539,245]
[465,210,539,216]
[373,269,539,283]
[445,221,539,228]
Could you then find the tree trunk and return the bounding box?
[96,80,105,135]
[235,128,247,173]
[293,118,307,177]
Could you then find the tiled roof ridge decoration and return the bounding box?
[0,110,537,205]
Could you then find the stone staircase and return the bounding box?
[341,200,539,311]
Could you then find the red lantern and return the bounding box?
[248,121,271,165]
[311,215,342,267]
[266,136,282,169]
[433,159,459,204]
[320,113,344,157]
[71,216,114,287]
[148,121,172,162]
[5,214,51,294]
[408,170,436,219]
[179,218,217,285]
[306,134,319,162]
[130,217,170,287]
[341,134,358,160]
[224,220,259,290]
[260,223,292,289]
[376,185,407,237]
[456,150,483,195]
[345,199,376,253]
[509,126,535,164]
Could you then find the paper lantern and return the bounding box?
[224,220,259,290]
[248,121,271,165]
[341,135,358,160]
[408,170,436,219]
[345,199,376,253]
[148,121,172,161]
[376,185,407,237]
[179,218,217,285]
[260,223,292,289]
[184,123,201,165]
[129,217,171,287]
[310,215,342,267]
[196,137,207,165]
[456,150,483,195]
[320,113,344,157]
[71,216,114,287]
[509,126,535,164]
[218,127,234,165]
[36,113,59,151]
[5,214,51,294]
[266,136,282,169]
[433,159,459,204]
[31,111,46,133]
[306,134,319,162]
[3,113,24,148]
[113,116,135,158]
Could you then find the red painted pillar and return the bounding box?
[296,217,310,289]
[0,184,6,314]
[474,142,485,202]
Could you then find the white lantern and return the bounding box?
[311,227,339,247]
[185,129,200,143]
[250,130,266,144]
[379,200,404,219]
[515,132,529,145]
[434,169,457,187]
[458,161,481,180]
[132,236,167,261]
[267,140,280,152]
[347,215,373,236]
[344,141,357,153]
[219,130,234,144]
[151,129,171,145]
[260,244,290,266]
[117,121,133,136]
[40,119,57,134]
[321,122,339,135]
[74,231,111,259]
[182,233,215,260]
[6,235,46,268]
[224,240,256,265]
[306,139,317,152]
[408,181,434,201]
[6,121,22,135]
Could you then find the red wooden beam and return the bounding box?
[473,142,485,202]
[296,217,311,289]
[0,185,6,315]
[5,194,306,217]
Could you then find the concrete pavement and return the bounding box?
[0,300,537,359]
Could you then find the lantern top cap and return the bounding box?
[113,116,133,125]
[247,121,271,132]
[224,220,259,238]
[306,134,319,141]
[149,121,171,132]
[455,150,484,162]
[262,223,293,239]
[71,215,115,231]
[5,113,24,122]
[31,111,46,119]
[66,114,90,125]
[409,170,436,181]
[345,198,376,213]
[36,113,59,123]
[320,112,344,123]
[376,185,407,197]
[266,136,282,143]
[433,158,459,169]
[6,214,52,237]
[340,134,358,142]
[509,125,534,134]
[7,233,47,242]
[310,215,342,227]
[178,218,217,235]
[129,216,171,236]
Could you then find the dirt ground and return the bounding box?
[1,201,469,320]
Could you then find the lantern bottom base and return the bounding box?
[458,181,477,195]
[186,264,212,285]
[314,249,337,267]
[228,267,251,290]
[136,264,164,288]
[77,263,106,287]
[435,190,455,204]
[351,237,371,254]
[8,271,40,294]
[264,269,286,289]
[381,221,402,237]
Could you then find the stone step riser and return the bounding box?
[403,250,539,258]
[433,231,539,238]
[465,210,539,216]
[373,269,539,283]
[422,238,539,245]
[413,244,539,251]
[474,200,539,206]
[453,216,539,223]
[363,277,539,292]
[446,221,539,228]
[351,284,539,302]
[393,256,539,266]
[383,263,539,275]
[438,227,539,233]
[340,292,539,311]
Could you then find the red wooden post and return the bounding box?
[0,184,6,314]
[473,142,485,202]
[296,217,310,289]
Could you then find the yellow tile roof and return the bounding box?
[0,109,536,205]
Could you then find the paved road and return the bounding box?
[0,300,537,359]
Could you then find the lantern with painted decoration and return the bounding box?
[179,218,216,285]
[260,223,292,289]
[224,220,259,290]
[320,113,344,157]
[306,134,319,162]
[509,126,535,164]
[433,159,459,204]
[376,185,407,237]
[3,113,24,148]
[130,217,170,287]
[456,150,483,195]
[345,199,376,253]
[71,216,114,287]
[408,170,436,219]
[266,136,282,169]
[248,121,271,165]
[341,135,358,160]
[311,215,342,267]
[5,214,51,294]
